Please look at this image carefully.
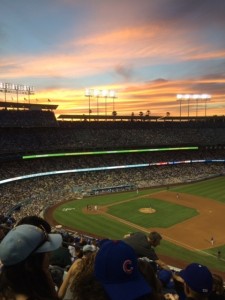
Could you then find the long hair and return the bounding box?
[70,253,109,300]
[0,253,58,300]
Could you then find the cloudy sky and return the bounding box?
[1,0,225,117]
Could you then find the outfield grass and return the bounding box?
[108,198,197,228]
[172,176,225,203]
[53,176,225,273]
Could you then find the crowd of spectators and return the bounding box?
[1,216,225,300]
[0,109,58,128]
[0,148,225,180]
[1,119,225,155]
[0,162,225,220]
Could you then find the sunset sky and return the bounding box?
[1,0,225,117]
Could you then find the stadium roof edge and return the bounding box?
[57,114,225,122]
[0,101,58,110]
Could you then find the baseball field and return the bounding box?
[46,175,225,276]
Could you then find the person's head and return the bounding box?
[148,232,162,247]
[0,225,11,242]
[71,252,109,300]
[16,215,52,233]
[94,240,152,300]
[157,269,175,291]
[83,244,97,256]
[179,263,213,298]
[138,258,162,293]
[0,224,62,299]
[211,273,224,296]
[75,244,83,259]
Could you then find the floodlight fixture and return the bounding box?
[85,88,94,119]
[84,88,117,119]
[202,94,211,100]
[85,88,92,97]
[0,82,35,103]
[102,89,108,97]
[176,94,211,100]
[109,90,116,98]
[93,89,100,97]
[176,93,212,117]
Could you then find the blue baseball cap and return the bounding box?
[158,269,174,289]
[94,240,152,300]
[179,263,213,294]
[0,224,62,266]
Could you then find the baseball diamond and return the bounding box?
[45,176,225,278]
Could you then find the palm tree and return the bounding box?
[139,111,144,121]
[112,111,117,121]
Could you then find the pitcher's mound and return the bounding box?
[139,208,156,214]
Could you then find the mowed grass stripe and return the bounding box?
[172,176,225,202]
[158,240,225,272]
[53,211,136,239]
[53,201,140,239]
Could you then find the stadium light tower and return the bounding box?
[102,89,108,118]
[202,94,211,117]
[93,89,100,118]
[85,88,117,120]
[176,93,211,118]
[85,88,93,120]
[0,82,35,104]
[109,90,117,113]
[193,94,199,116]
[176,94,183,120]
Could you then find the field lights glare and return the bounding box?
[93,89,100,97]
[85,88,117,118]
[102,90,108,97]
[176,93,212,118]
[176,94,211,100]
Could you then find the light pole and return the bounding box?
[85,88,117,120]
[85,88,92,120]
[202,94,211,117]
[16,88,19,105]
[0,82,34,105]
[109,90,117,114]
[102,90,108,120]
[194,94,199,117]
[94,89,100,118]
[177,94,211,118]
[184,94,190,118]
[176,94,182,120]
[4,85,7,103]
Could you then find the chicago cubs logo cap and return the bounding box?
[179,263,213,294]
[94,240,152,300]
